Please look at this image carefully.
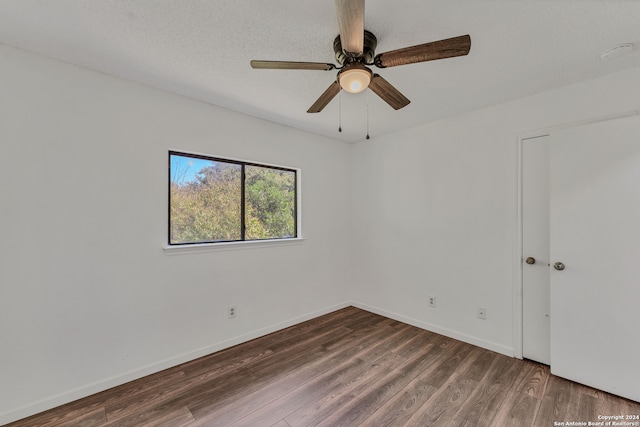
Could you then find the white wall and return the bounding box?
[351,65,640,356]
[0,44,352,424]
[3,39,640,424]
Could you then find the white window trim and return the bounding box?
[163,236,305,255]
[166,149,303,252]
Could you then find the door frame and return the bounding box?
[513,110,639,360]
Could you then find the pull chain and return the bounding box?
[338,92,342,133]
[366,94,370,140]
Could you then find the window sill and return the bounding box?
[163,237,305,255]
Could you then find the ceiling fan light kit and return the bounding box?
[250,0,471,115]
[338,63,372,93]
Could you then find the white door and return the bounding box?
[522,136,551,365]
[549,116,640,402]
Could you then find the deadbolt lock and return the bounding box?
[525,257,536,265]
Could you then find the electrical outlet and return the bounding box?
[477,307,486,320]
[228,306,237,319]
[428,296,437,308]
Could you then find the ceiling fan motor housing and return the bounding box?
[334,30,378,65]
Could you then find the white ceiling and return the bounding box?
[1,0,639,143]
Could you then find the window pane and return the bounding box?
[245,165,296,240]
[170,154,241,243]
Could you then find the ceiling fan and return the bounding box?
[250,0,471,113]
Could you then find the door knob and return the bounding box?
[525,257,536,265]
[554,262,565,271]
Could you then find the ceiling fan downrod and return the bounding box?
[333,30,378,66]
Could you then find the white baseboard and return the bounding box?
[0,301,350,426]
[350,301,515,357]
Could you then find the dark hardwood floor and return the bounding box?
[6,306,639,426]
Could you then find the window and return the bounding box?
[169,151,297,245]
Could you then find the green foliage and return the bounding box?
[245,166,295,240]
[170,160,295,244]
[170,163,241,243]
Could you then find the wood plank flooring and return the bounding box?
[6,307,640,426]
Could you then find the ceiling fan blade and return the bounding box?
[368,74,410,110]
[335,0,365,55]
[374,34,471,68]
[307,81,341,113]
[251,60,335,71]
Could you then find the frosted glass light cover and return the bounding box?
[339,68,371,93]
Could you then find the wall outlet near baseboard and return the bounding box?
[228,306,237,319]
[428,296,437,308]
[477,307,486,320]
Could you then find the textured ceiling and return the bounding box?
[1,0,639,142]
